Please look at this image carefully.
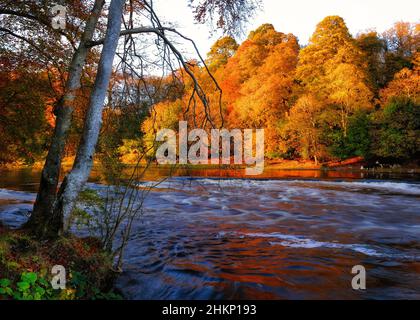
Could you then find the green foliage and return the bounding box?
[0,270,122,300]
[69,271,121,300]
[326,111,372,159]
[371,97,420,160]
[0,272,54,300]
[99,105,148,161]
[1,215,120,301]
[356,31,387,92]
[383,52,413,85]
[0,278,13,297]
[78,189,104,205]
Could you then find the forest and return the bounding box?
[1,16,419,168]
[0,0,419,303]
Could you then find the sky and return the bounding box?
[154,0,420,57]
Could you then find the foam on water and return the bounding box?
[160,178,420,196]
[0,188,36,201]
[296,180,420,196]
[222,231,420,261]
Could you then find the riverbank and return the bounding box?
[2,156,419,173]
[267,158,420,173]
[0,223,121,300]
[1,158,419,185]
[0,157,89,170]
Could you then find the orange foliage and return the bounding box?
[380,52,420,105]
[140,17,418,163]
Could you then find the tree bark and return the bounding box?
[26,0,105,237]
[52,0,125,234]
[26,0,105,238]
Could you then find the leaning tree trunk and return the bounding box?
[27,0,105,238]
[51,0,125,236]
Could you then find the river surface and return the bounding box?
[0,168,419,300]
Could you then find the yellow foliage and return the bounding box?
[141,100,183,156]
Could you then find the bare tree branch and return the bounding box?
[0,26,56,62]
[0,8,76,48]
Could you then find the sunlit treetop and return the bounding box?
[296,16,367,91]
[383,21,420,57]
[206,36,239,70]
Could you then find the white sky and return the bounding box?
[154,0,420,57]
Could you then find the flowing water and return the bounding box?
[0,168,419,300]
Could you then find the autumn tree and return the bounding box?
[221,24,299,154]
[141,62,225,159]
[371,97,419,161]
[383,21,419,58]
[0,58,54,164]
[380,52,420,105]
[325,62,373,137]
[294,16,373,159]
[296,17,365,91]
[141,99,183,157]
[1,0,259,238]
[95,73,181,171]
[206,36,239,71]
[382,21,420,84]
[370,52,420,161]
[356,31,387,93]
[279,94,325,163]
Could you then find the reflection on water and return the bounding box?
[0,168,419,300]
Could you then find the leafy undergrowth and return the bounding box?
[0,223,121,300]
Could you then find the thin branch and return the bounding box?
[0,8,76,48]
[0,27,56,62]
[86,26,167,47]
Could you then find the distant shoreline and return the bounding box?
[2,157,419,176]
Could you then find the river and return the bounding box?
[0,168,419,300]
